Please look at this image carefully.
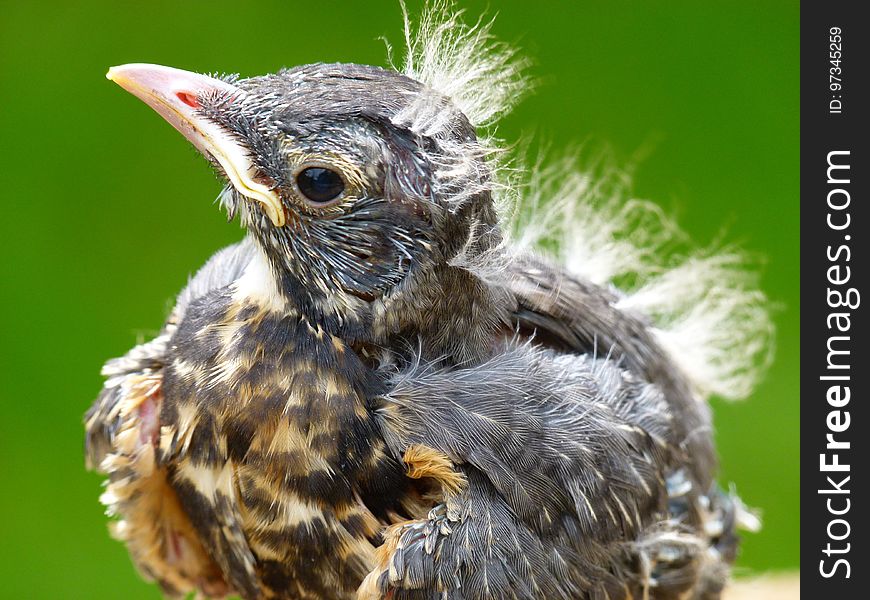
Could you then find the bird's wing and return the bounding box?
[84,237,258,597]
[85,330,173,471]
[365,342,680,599]
[503,254,717,486]
[85,329,231,597]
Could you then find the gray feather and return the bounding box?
[373,342,679,599]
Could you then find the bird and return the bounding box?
[84,3,771,599]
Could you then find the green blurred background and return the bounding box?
[0,1,798,597]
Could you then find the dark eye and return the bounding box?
[295,167,345,205]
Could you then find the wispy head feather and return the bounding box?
[382,2,529,215]
[397,0,530,129]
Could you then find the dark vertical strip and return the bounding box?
[802,0,867,594]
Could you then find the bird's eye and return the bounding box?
[295,167,345,205]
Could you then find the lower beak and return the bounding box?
[106,63,285,227]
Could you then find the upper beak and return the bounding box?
[106,63,285,227]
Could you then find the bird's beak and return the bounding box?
[106,63,285,227]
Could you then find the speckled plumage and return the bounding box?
[86,3,768,599]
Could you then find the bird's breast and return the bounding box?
[159,290,407,598]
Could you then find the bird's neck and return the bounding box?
[237,240,373,340]
[231,242,291,313]
[242,237,506,364]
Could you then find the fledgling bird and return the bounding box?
[85,4,771,599]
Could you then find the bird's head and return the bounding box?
[108,62,503,339]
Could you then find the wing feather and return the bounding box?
[369,342,677,599]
